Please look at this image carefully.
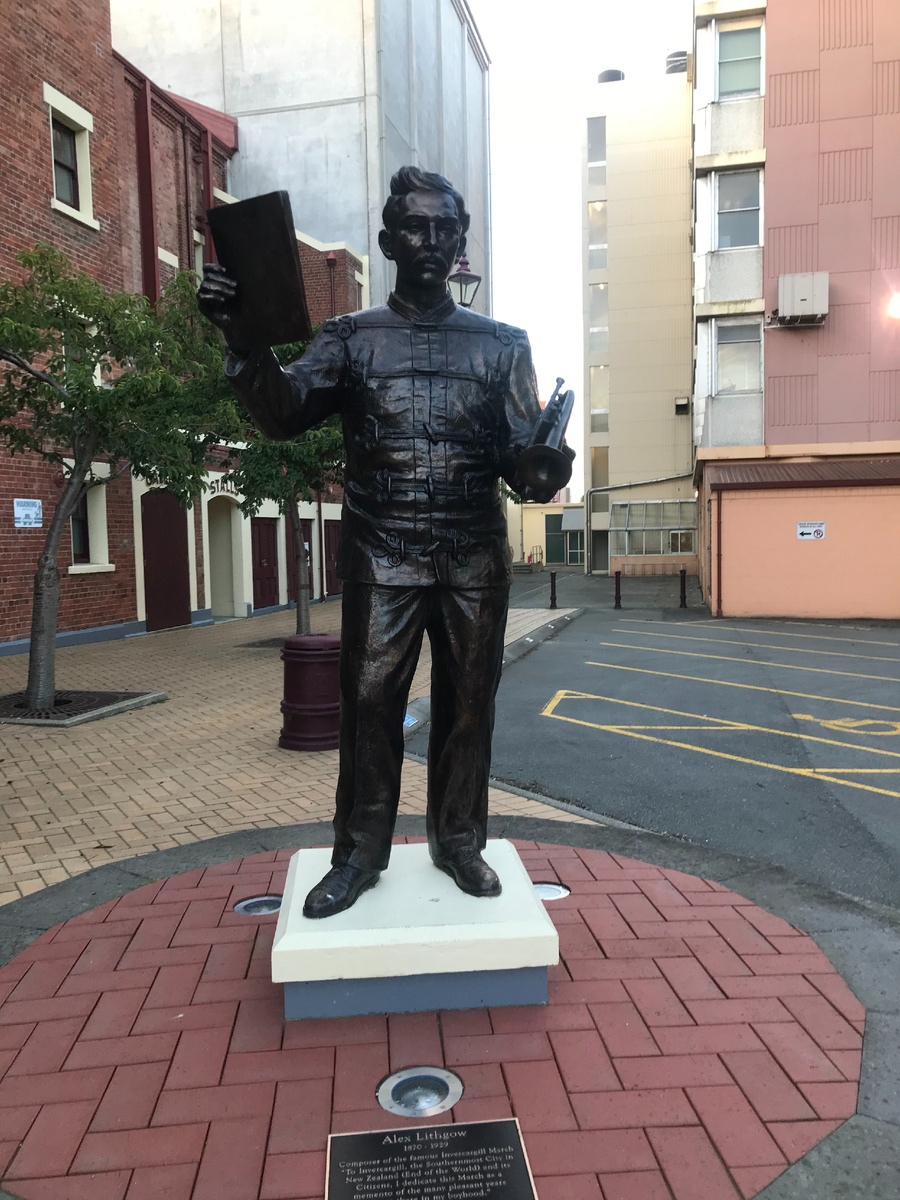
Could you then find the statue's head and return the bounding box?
[379,166,470,293]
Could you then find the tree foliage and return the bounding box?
[0,244,241,708]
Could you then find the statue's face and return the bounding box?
[379,191,463,291]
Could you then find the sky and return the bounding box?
[464,0,694,494]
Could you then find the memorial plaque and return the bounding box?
[326,1118,537,1200]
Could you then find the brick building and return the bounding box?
[0,0,364,653]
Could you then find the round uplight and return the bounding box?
[376,1067,463,1117]
[888,294,900,319]
[233,895,282,916]
[534,882,571,901]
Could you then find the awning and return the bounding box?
[561,506,584,531]
[705,457,900,492]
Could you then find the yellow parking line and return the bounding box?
[584,660,900,714]
[543,690,900,759]
[594,642,900,684]
[811,768,900,773]
[615,626,900,665]
[543,699,900,802]
[642,619,900,649]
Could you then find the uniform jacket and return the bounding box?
[226,291,547,588]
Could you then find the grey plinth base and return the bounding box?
[283,964,547,1020]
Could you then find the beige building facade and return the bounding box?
[583,57,698,575]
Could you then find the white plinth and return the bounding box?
[271,841,558,1018]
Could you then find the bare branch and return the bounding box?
[0,347,71,401]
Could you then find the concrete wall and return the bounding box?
[582,64,695,519]
[763,0,900,444]
[110,0,492,310]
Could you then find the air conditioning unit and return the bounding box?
[773,273,829,327]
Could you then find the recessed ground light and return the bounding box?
[233,895,282,915]
[377,1067,463,1117]
[533,882,570,900]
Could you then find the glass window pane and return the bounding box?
[609,503,627,529]
[588,202,607,269]
[590,411,609,433]
[719,57,761,95]
[54,164,77,206]
[53,122,77,168]
[545,514,563,534]
[662,501,680,525]
[630,503,645,528]
[591,446,609,489]
[628,531,644,555]
[718,171,759,213]
[588,164,607,188]
[645,502,662,527]
[589,328,609,353]
[567,531,584,564]
[719,27,761,62]
[718,340,761,392]
[589,284,608,324]
[644,530,662,555]
[591,492,609,513]
[719,209,759,247]
[610,530,626,555]
[590,366,609,408]
[589,245,608,270]
[587,117,606,164]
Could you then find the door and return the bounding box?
[141,490,191,632]
[324,519,343,596]
[251,517,279,610]
[286,518,314,602]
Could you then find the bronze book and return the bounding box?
[207,190,313,348]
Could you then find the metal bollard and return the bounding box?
[279,634,341,751]
[614,570,622,609]
[679,567,687,609]
[549,571,557,610]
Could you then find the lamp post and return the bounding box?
[448,255,482,308]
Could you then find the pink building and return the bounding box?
[693,0,900,618]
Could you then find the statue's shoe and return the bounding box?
[434,852,502,897]
[302,864,380,919]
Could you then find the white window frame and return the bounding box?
[715,17,765,102]
[609,501,698,558]
[714,317,763,397]
[43,83,99,231]
[65,461,115,574]
[715,168,762,251]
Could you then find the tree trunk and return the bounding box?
[24,461,92,710]
[288,496,311,636]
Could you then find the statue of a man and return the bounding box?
[199,166,569,918]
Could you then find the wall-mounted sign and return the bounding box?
[797,521,825,541]
[14,499,42,528]
[209,475,239,497]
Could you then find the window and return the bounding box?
[52,121,79,208]
[718,22,762,98]
[608,501,697,556]
[70,494,90,563]
[717,170,760,249]
[545,514,565,563]
[590,365,609,432]
[716,322,762,393]
[43,83,98,229]
[587,117,607,187]
[588,202,608,270]
[589,284,609,353]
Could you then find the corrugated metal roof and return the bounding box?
[705,458,900,491]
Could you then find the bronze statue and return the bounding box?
[199,167,573,918]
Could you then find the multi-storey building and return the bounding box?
[582,54,697,576]
[109,0,492,312]
[693,0,900,618]
[0,0,368,654]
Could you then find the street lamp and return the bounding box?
[888,294,900,320]
[448,255,482,308]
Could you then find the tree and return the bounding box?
[222,358,343,635]
[0,244,240,709]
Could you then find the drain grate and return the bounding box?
[376,1067,463,1117]
[534,882,571,900]
[0,689,165,726]
[233,895,282,916]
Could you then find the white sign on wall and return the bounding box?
[797,521,825,541]
[14,499,42,528]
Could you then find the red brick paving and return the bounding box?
[0,840,862,1200]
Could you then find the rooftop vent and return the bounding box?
[666,50,688,73]
[598,69,625,83]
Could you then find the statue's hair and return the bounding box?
[382,166,470,235]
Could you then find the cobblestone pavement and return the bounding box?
[0,604,584,905]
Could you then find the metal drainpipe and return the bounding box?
[327,251,337,318]
[716,488,723,618]
[583,472,694,575]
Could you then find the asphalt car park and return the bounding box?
[482,581,900,911]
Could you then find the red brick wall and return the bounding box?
[0,0,123,290]
[298,243,364,325]
[0,453,137,643]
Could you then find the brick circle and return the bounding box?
[0,840,863,1200]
